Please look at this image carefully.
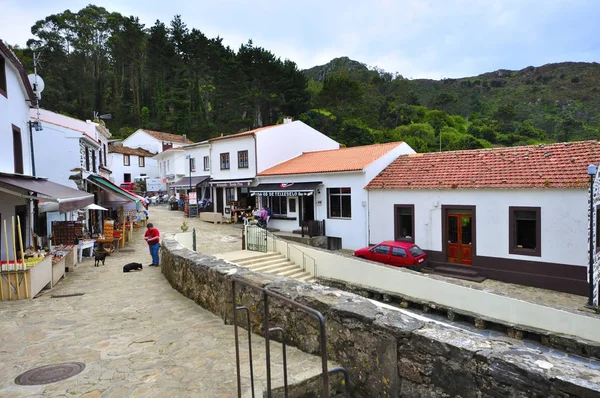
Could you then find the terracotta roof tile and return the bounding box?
[258,142,405,176]
[367,141,600,190]
[109,146,155,157]
[141,129,194,144]
[209,125,279,142]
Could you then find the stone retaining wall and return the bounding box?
[161,237,600,397]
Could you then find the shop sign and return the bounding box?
[255,190,313,197]
[212,181,252,187]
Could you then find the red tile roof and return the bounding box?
[141,129,194,144]
[367,141,600,190]
[0,40,36,106]
[258,142,405,176]
[209,125,279,142]
[109,146,155,157]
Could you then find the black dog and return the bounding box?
[94,251,108,267]
[123,262,143,273]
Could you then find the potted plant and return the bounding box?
[181,221,189,232]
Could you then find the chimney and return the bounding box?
[182,134,187,142]
[283,117,293,124]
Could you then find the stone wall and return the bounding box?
[161,237,600,397]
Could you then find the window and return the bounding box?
[409,245,424,257]
[220,153,230,170]
[392,247,408,257]
[225,187,235,204]
[394,205,414,242]
[189,157,195,172]
[92,150,97,173]
[509,207,541,257]
[328,188,351,219]
[139,156,145,167]
[124,173,131,182]
[288,198,296,213]
[271,196,287,216]
[372,245,390,254]
[0,56,6,97]
[204,156,210,171]
[123,154,130,166]
[85,147,90,171]
[99,149,103,167]
[238,150,248,168]
[12,125,23,174]
[103,144,107,165]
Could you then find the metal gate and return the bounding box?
[246,224,267,252]
[232,278,350,397]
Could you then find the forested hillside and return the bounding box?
[11,5,600,151]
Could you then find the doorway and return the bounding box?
[216,187,224,214]
[442,206,475,266]
[299,195,315,226]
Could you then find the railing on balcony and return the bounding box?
[301,219,325,238]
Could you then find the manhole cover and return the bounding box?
[15,362,85,385]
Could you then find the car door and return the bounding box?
[369,244,391,264]
[390,246,409,267]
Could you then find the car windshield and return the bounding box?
[408,245,424,257]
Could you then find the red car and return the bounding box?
[353,241,427,270]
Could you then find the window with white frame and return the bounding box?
[138,156,145,167]
[123,154,130,166]
[271,196,287,216]
[190,157,196,172]
[328,188,351,219]
[203,156,209,171]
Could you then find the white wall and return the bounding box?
[185,145,210,177]
[32,122,81,188]
[258,171,370,249]
[108,152,159,186]
[122,130,161,154]
[210,135,256,181]
[0,61,31,175]
[255,121,340,172]
[368,188,587,267]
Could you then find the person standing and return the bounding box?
[144,223,160,266]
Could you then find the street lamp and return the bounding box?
[587,164,597,309]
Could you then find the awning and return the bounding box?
[250,182,322,197]
[0,173,94,213]
[170,175,210,189]
[210,179,253,188]
[86,175,142,210]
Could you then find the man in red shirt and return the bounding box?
[144,223,160,266]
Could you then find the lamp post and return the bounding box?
[587,164,597,308]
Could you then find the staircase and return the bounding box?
[422,263,487,283]
[220,252,315,282]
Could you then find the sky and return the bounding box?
[0,0,598,79]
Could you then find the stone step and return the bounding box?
[271,264,303,275]
[430,265,487,283]
[278,267,308,277]
[250,261,294,273]
[243,256,288,268]
[235,253,284,265]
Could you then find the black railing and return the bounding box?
[301,220,325,238]
[232,278,349,398]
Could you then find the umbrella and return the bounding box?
[84,203,109,211]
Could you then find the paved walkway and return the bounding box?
[0,206,329,397]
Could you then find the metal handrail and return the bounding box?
[271,232,317,276]
[232,278,350,398]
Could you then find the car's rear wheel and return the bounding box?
[356,256,365,259]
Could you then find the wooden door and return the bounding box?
[447,213,473,265]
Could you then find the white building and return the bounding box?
[254,142,415,250]
[209,119,340,216]
[108,145,158,186]
[0,40,93,255]
[153,147,185,188]
[107,129,193,186]
[366,141,600,296]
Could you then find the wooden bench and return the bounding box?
[200,212,223,224]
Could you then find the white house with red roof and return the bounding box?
[122,128,193,154]
[107,145,158,186]
[253,141,415,249]
[366,141,600,296]
[208,119,340,216]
